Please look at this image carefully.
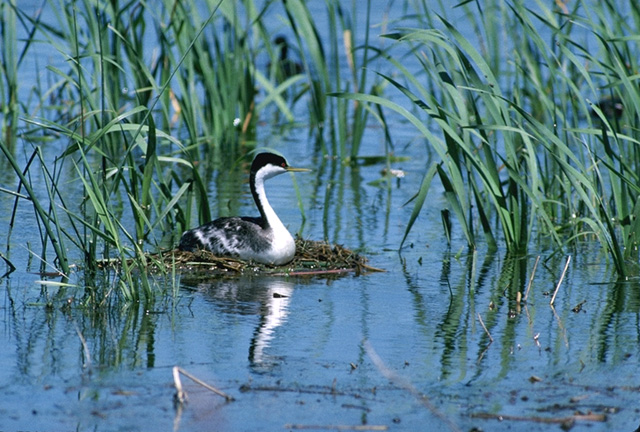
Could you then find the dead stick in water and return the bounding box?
[523,255,540,302]
[550,256,571,306]
[477,313,493,343]
[364,340,461,432]
[173,366,235,402]
[284,425,388,431]
[173,366,187,404]
[470,411,606,424]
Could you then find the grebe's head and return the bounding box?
[251,152,310,181]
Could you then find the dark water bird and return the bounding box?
[179,152,309,265]
[270,35,303,79]
[591,96,624,120]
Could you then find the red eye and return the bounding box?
[281,163,286,167]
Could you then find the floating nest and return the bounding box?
[100,237,382,279]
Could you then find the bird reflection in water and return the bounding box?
[249,280,293,370]
[185,277,294,370]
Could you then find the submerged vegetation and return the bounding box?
[1,0,639,302]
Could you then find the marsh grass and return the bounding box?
[336,1,640,277]
[1,0,640,304]
[1,0,20,145]
[2,0,383,301]
[1,0,263,300]
[281,0,383,160]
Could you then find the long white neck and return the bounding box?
[252,173,286,232]
[249,165,296,264]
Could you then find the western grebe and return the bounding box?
[591,96,624,120]
[270,35,303,79]
[178,152,309,265]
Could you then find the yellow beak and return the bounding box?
[286,166,312,173]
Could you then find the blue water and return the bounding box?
[2,1,640,431]
[3,177,640,431]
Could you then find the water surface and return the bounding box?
[2,1,640,431]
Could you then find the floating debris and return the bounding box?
[98,237,382,278]
[381,168,405,178]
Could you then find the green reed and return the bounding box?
[1,0,19,145]
[4,0,370,300]
[336,1,640,276]
[3,0,640,304]
[1,0,247,299]
[281,0,381,161]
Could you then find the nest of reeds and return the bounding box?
[101,237,382,278]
